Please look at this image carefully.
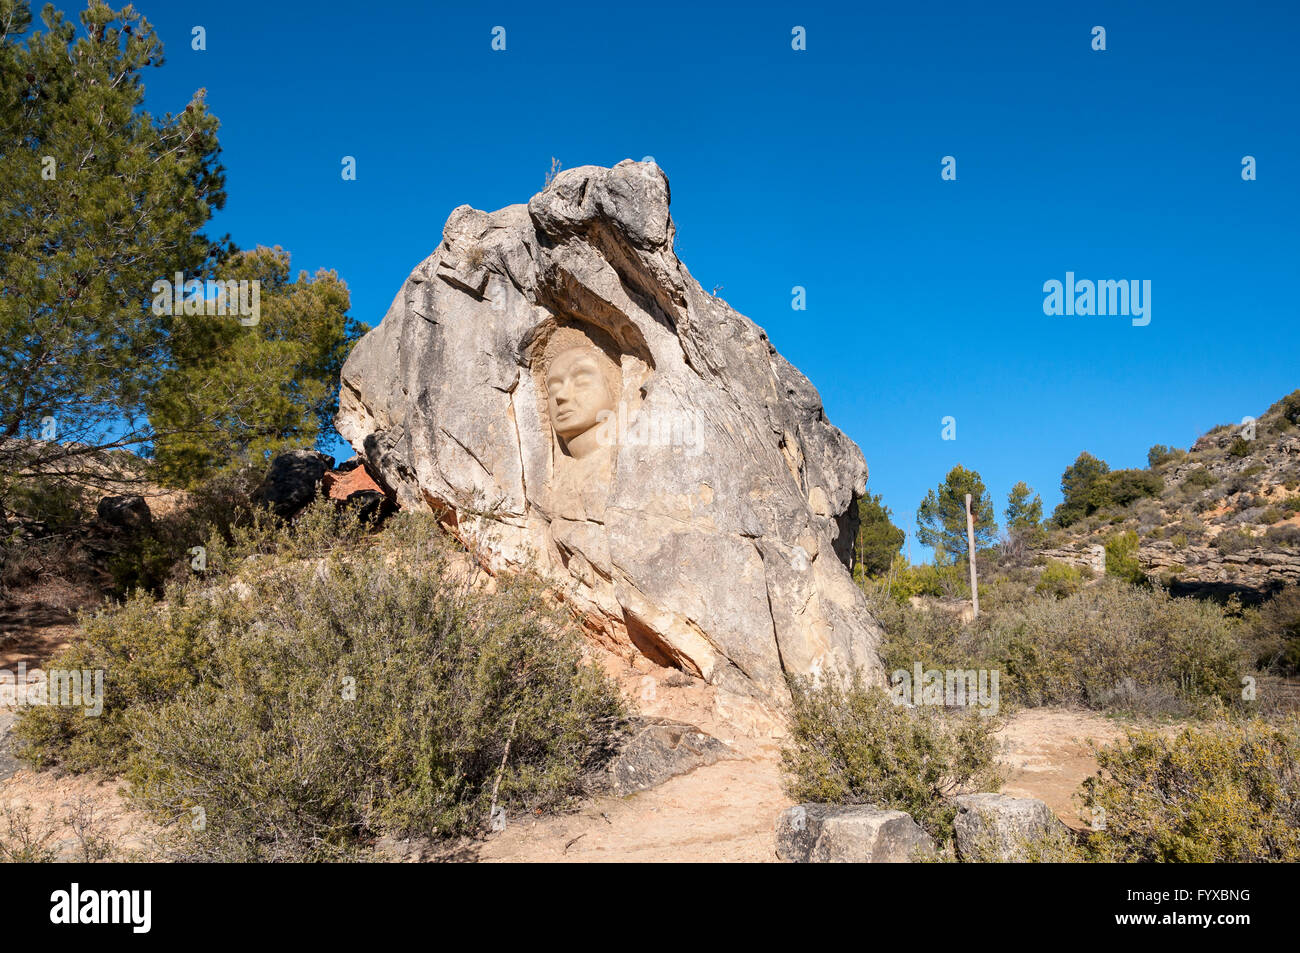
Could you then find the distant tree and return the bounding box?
[853,492,905,578]
[1147,444,1181,468]
[1106,468,1163,508]
[916,465,997,567]
[1053,452,1111,527]
[1004,481,1043,532]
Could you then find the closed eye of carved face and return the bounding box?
[546,346,614,444]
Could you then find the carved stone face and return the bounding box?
[545,345,616,458]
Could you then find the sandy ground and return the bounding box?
[994,708,1125,827]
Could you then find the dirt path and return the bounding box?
[469,751,788,863]
[426,707,1129,862]
[995,708,1126,827]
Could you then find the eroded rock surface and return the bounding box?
[336,160,883,704]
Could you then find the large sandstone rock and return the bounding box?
[336,160,883,704]
[775,803,936,863]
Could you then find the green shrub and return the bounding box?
[872,576,1247,715]
[1214,528,1257,555]
[1269,390,1300,428]
[1106,469,1163,508]
[1260,507,1285,525]
[16,505,627,860]
[105,469,262,595]
[977,580,1246,713]
[1035,559,1086,598]
[1243,587,1300,675]
[781,678,1001,846]
[1184,468,1217,490]
[873,559,969,603]
[1228,437,1253,458]
[1104,530,1146,585]
[1081,717,1300,862]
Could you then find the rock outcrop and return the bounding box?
[336,161,883,704]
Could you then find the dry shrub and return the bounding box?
[16,503,627,860]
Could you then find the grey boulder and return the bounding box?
[776,803,937,863]
[606,716,739,796]
[952,793,1066,862]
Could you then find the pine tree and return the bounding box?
[916,465,997,566]
[853,491,905,578]
[0,0,225,489]
[1053,452,1110,526]
[1005,481,1043,531]
[147,246,366,486]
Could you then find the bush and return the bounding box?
[1147,444,1184,468]
[1104,530,1146,585]
[1214,528,1257,555]
[16,504,627,860]
[1269,390,1300,428]
[1243,587,1300,675]
[1183,468,1218,490]
[1265,524,1300,550]
[105,469,261,595]
[1035,559,1086,598]
[1106,469,1163,508]
[1081,717,1300,862]
[977,580,1247,713]
[871,575,1248,716]
[781,678,1001,845]
[876,558,968,602]
[1228,437,1253,458]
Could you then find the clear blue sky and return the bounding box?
[124,0,1297,558]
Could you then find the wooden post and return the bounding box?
[965,493,979,618]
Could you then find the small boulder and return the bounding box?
[95,494,152,532]
[952,793,1065,862]
[252,450,334,518]
[776,803,936,863]
[606,717,739,796]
